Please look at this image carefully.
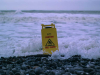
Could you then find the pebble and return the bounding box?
[63,72,70,75]
[21,64,27,70]
[0,55,100,75]
[34,67,43,74]
[12,68,18,73]
[15,72,20,75]
[9,71,14,75]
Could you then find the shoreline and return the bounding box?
[0,55,100,75]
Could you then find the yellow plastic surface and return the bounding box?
[41,23,59,54]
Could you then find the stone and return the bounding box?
[9,71,14,75]
[83,68,94,72]
[74,67,83,71]
[16,59,23,64]
[89,64,95,68]
[80,61,87,66]
[69,68,75,74]
[34,67,43,74]
[21,64,27,70]
[75,71,84,75]
[95,66,100,69]
[52,70,65,75]
[15,72,20,75]
[48,71,55,75]
[12,68,18,73]
[0,65,2,69]
[0,69,6,75]
[0,55,100,75]
[62,72,70,75]
[20,70,25,75]
[7,64,12,70]
[29,72,36,75]
[2,67,7,70]
[89,70,95,75]
[44,70,49,75]
[95,72,100,75]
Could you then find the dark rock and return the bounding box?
[61,55,65,57]
[48,71,55,75]
[40,74,45,75]
[83,68,94,72]
[24,70,30,75]
[68,55,81,63]
[44,70,49,75]
[48,62,57,69]
[89,70,95,75]
[0,65,2,69]
[12,68,18,73]
[21,64,27,70]
[89,64,95,68]
[69,68,75,74]
[0,69,6,75]
[62,72,70,75]
[80,61,87,66]
[20,70,25,75]
[36,57,41,61]
[7,64,12,70]
[2,67,7,70]
[75,71,84,75]
[0,55,100,75]
[95,72,100,75]
[5,70,11,75]
[34,62,39,66]
[94,62,99,65]
[34,67,43,74]
[95,66,100,69]
[74,67,83,71]
[29,72,36,75]
[52,70,65,75]
[57,62,62,67]
[58,70,65,74]
[67,65,73,68]
[1,57,5,59]
[72,55,81,61]
[65,67,70,72]
[9,71,14,75]
[71,74,77,75]
[61,66,66,70]
[95,69,100,72]
[7,60,12,64]
[15,72,20,75]
[16,59,23,64]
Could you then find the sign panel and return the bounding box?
[41,23,59,54]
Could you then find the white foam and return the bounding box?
[0,12,100,59]
[0,37,42,57]
[15,10,23,14]
[0,12,100,23]
[51,36,100,59]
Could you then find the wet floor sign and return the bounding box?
[41,23,59,54]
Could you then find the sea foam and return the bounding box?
[0,11,100,59]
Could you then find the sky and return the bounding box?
[0,0,100,11]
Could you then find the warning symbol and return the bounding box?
[45,39,55,46]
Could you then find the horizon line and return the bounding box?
[0,10,100,11]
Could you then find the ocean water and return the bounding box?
[0,10,100,59]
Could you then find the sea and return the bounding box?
[0,10,100,59]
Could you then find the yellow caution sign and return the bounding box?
[41,23,59,54]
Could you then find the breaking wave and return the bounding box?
[0,15,100,23]
[0,10,100,59]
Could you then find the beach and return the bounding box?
[0,10,100,75]
[0,55,100,75]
